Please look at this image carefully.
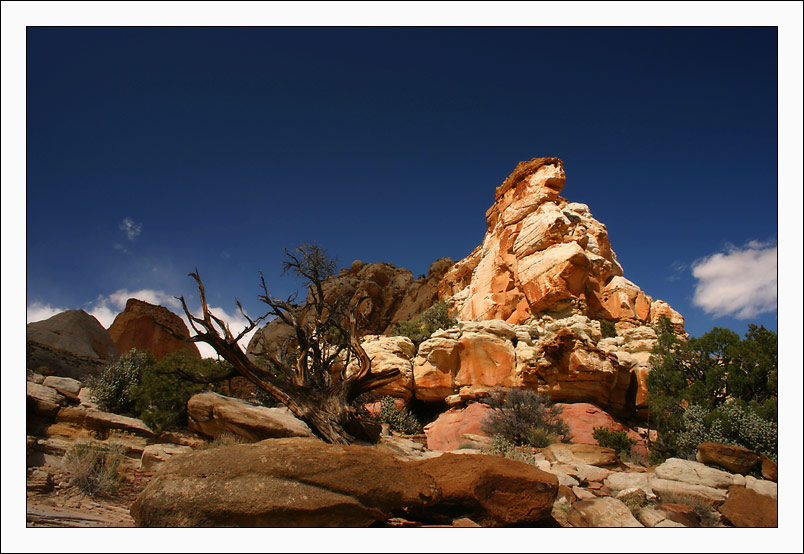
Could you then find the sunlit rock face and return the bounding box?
[438,157,683,333]
[423,157,687,417]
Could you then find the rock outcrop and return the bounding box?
[409,317,662,416]
[26,310,120,380]
[108,298,200,360]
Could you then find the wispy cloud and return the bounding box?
[666,260,689,282]
[28,289,259,359]
[691,240,777,319]
[119,217,142,241]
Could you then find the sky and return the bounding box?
[4,3,803,551]
[22,25,783,352]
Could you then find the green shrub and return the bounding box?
[132,352,228,432]
[391,301,456,346]
[375,396,421,435]
[86,348,154,415]
[675,403,777,462]
[481,388,572,447]
[598,319,617,339]
[61,441,126,497]
[592,427,636,460]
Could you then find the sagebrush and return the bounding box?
[391,301,456,346]
[481,388,571,448]
[592,427,636,460]
[86,348,153,415]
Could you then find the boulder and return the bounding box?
[82,410,156,438]
[745,475,777,500]
[604,471,654,495]
[759,454,777,481]
[637,507,686,528]
[567,497,643,527]
[108,298,200,360]
[718,485,777,527]
[654,458,744,489]
[345,335,415,399]
[139,443,193,471]
[41,376,82,400]
[423,402,495,451]
[27,381,67,417]
[696,442,759,475]
[650,478,727,506]
[186,392,313,441]
[131,437,441,527]
[543,443,619,467]
[26,309,119,380]
[413,453,558,526]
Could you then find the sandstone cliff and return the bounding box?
[108,299,200,360]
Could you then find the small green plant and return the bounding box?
[592,427,637,461]
[391,301,456,346]
[598,319,618,339]
[86,348,154,415]
[61,441,126,497]
[481,388,572,447]
[375,396,422,435]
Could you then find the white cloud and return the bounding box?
[119,217,142,241]
[691,241,777,319]
[26,301,69,323]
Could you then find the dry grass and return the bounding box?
[199,431,251,449]
[61,441,126,498]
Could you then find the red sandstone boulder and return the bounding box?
[108,298,200,360]
[654,503,701,527]
[696,442,759,475]
[760,454,777,482]
[718,486,777,527]
[413,453,558,526]
[423,402,495,451]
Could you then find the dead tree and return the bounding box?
[170,245,401,445]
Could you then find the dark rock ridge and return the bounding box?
[108,298,200,360]
[26,310,119,380]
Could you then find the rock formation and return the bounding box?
[108,298,200,360]
[26,310,120,380]
[437,157,684,330]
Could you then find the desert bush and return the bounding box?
[675,403,777,462]
[391,301,456,346]
[86,348,154,415]
[481,388,571,448]
[133,352,227,432]
[61,441,125,497]
[375,396,421,434]
[592,427,636,460]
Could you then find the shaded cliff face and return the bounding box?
[108,299,200,360]
[26,310,120,380]
[438,157,684,331]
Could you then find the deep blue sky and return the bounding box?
[26,27,778,339]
